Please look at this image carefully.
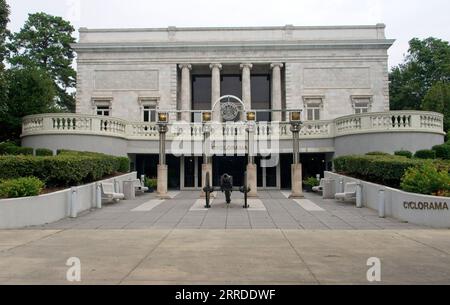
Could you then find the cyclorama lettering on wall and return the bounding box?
[403,201,449,211]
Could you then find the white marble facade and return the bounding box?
[74,24,393,122]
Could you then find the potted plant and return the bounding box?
[145,177,158,193]
[303,177,320,192]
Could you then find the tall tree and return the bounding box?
[7,12,76,111]
[390,37,450,111]
[0,0,9,65]
[0,0,10,116]
[422,82,450,133]
[0,67,56,141]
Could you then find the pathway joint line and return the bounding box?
[395,232,450,256]
[118,229,173,284]
[280,230,320,284]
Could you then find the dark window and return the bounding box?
[96,106,110,117]
[192,76,212,122]
[251,75,271,122]
[221,75,242,98]
[143,105,157,122]
[192,76,212,110]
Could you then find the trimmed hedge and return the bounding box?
[35,148,53,157]
[0,151,131,187]
[394,150,413,159]
[432,144,450,160]
[0,142,33,156]
[117,157,131,173]
[414,149,436,159]
[0,177,44,198]
[333,155,422,187]
[365,151,390,156]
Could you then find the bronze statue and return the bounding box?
[220,174,233,204]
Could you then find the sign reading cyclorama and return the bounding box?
[403,201,449,211]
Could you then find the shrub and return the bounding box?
[365,151,390,156]
[432,144,450,160]
[303,177,320,187]
[333,155,421,187]
[144,177,157,189]
[414,149,436,159]
[0,142,33,156]
[0,142,17,155]
[0,177,45,198]
[0,151,128,188]
[401,162,450,197]
[117,157,130,173]
[35,148,53,157]
[394,150,413,159]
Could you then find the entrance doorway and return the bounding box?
[212,156,247,187]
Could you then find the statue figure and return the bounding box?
[220,174,233,204]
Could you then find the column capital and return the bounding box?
[240,63,253,70]
[178,63,192,70]
[209,63,223,70]
[270,63,284,70]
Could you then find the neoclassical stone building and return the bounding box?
[22,25,445,190]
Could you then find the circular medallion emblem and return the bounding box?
[221,102,239,121]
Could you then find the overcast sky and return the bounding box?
[7,0,450,68]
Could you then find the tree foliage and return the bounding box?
[422,81,450,132]
[0,67,56,141]
[7,12,76,111]
[390,38,450,108]
[389,37,450,133]
[0,0,10,109]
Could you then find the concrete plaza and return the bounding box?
[0,191,449,284]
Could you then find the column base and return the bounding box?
[157,165,169,199]
[289,163,304,199]
[247,163,258,198]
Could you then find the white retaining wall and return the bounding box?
[0,172,137,229]
[325,171,450,228]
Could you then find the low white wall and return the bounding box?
[325,172,450,228]
[0,172,137,229]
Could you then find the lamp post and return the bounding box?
[157,112,170,199]
[289,111,304,198]
[246,111,258,197]
[200,111,214,198]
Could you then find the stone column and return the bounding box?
[210,63,222,121]
[240,63,253,112]
[179,64,192,122]
[247,122,257,197]
[271,63,284,122]
[289,123,304,199]
[157,124,170,199]
[290,164,304,199]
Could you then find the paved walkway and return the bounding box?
[1,229,450,284]
[2,191,449,284]
[36,191,423,230]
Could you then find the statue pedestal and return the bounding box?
[157,165,170,199]
[200,163,214,198]
[247,163,258,198]
[289,164,305,199]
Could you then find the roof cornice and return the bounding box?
[73,39,395,52]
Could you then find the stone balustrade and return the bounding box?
[22,111,445,141]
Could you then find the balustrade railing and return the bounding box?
[22,111,444,140]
